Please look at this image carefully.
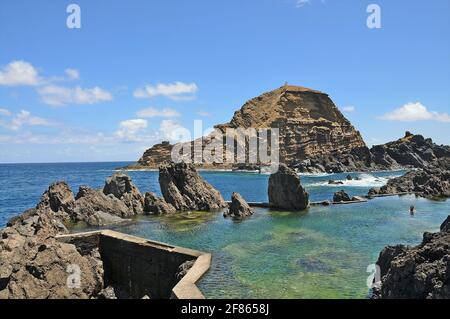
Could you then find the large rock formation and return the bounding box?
[268,164,309,210]
[223,192,254,219]
[0,206,105,299]
[127,85,368,172]
[31,173,146,228]
[159,162,227,211]
[375,215,450,299]
[103,173,145,215]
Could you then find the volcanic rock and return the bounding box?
[224,192,254,219]
[333,190,352,202]
[268,164,309,210]
[143,192,176,215]
[375,215,450,299]
[103,173,144,215]
[159,162,227,211]
[376,162,450,199]
[128,85,367,172]
[72,186,130,225]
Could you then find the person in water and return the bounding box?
[410,205,416,215]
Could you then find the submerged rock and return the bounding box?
[159,162,227,211]
[224,192,254,219]
[328,180,344,185]
[268,164,309,211]
[103,173,145,215]
[143,192,176,215]
[375,214,450,299]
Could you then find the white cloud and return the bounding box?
[379,102,450,123]
[133,82,198,100]
[65,68,80,80]
[296,0,311,7]
[0,110,56,130]
[0,60,41,86]
[136,107,181,118]
[38,85,113,106]
[342,106,355,112]
[115,119,148,142]
[0,108,11,116]
[159,119,190,143]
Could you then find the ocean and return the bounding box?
[1,162,449,298]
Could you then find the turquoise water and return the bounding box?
[1,162,449,298]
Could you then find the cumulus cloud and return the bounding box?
[115,119,148,142]
[378,102,450,123]
[64,68,80,80]
[159,119,190,143]
[0,110,56,130]
[342,106,355,113]
[0,60,41,86]
[133,82,198,100]
[38,85,113,106]
[136,107,181,118]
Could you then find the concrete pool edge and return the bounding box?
[56,230,212,299]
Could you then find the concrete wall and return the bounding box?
[57,230,211,299]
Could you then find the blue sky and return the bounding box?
[0,0,449,163]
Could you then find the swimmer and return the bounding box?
[409,205,415,215]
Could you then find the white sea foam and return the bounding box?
[312,173,402,188]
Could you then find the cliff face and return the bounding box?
[129,85,367,170]
[217,85,367,166]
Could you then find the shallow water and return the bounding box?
[1,162,449,298]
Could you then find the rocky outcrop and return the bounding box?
[103,173,145,215]
[127,141,174,169]
[268,164,309,210]
[72,186,130,226]
[128,86,449,174]
[224,192,254,219]
[143,192,176,215]
[159,162,227,211]
[373,160,450,199]
[375,215,450,299]
[127,85,368,172]
[31,174,147,227]
[0,205,104,299]
[333,190,352,203]
[370,132,450,170]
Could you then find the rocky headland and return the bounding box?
[126,84,450,177]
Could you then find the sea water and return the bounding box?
[1,162,449,298]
